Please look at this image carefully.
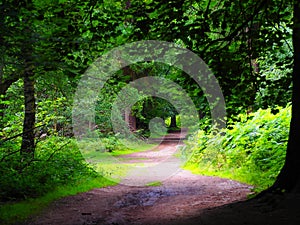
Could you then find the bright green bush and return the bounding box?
[185,104,291,190]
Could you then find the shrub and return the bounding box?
[0,137,97,201]
[185,104,291,190]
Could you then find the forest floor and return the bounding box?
[24,130,300,225]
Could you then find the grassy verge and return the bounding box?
[183,163,267,193]
[110,143,156,156]
[77,139,156,156]
[183,106,291,194]
[0,138,157,225]
[0,176,115,225]
[145,181,162,187]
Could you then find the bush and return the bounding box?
[0,137,97,201]
[185,104,291,190]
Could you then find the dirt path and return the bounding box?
[26,130,253,225]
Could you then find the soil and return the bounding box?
[24,130,300,225]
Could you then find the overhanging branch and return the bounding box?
[203,0,267,54]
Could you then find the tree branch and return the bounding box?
[0,124,45,144]
[46,140,71,162]
[0,149,20,162]
[203,0,267,54]
[203,0,212,20]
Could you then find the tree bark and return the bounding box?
[267,1,300,193]
[20,73,36,158]
[170,115,177,128]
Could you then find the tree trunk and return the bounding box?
[20,74,36,158]
[170,115,177,128]
[267,1,300,193]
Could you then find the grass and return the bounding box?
[0,139,157,225]
[79,141,156,182]
[0,176,115,225]
[183,163,266,194]
[94,161,131,181]
[145,181,162,187]
[77,139,156,157]
[110,143,156,156]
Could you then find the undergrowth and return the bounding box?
[0,135,128,224]
[184,105,291,192]
[0,133,156,224]
[0,176,115,225]
[0,136,97,201]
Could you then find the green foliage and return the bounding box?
[0,81,24,137]
[0,176,114,225]
[137,97,178,126]
[93,135,129,153]
[77,134,155,156]
[0,0,295,208]
[0,137,96,201]
[254,23,293,109]
[185,105,291,190]
[125,0,293,118]
[95,78,128,134]
[145,181,162,187]
[36,96,71,135]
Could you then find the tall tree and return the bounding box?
[267,0,300,193]
[1,0,102,150]
[19,1,36,157]
[20,75,35,157]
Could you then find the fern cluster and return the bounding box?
[185,105,291,190]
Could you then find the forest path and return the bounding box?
[26,130,253,225]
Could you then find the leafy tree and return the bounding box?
[123,0,293,118]
[1,0,93,156]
